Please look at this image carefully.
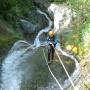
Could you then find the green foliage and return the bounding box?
[66,0,90,56]
[0,22,23,57]
[0,0,35,27]
[79,21,90,51]
[54,0,66,3]
[62,32,73,44]
[0,35,20,56]
[0,0,36,57]
[49,0,66,3]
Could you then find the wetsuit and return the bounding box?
[47,35,58,62]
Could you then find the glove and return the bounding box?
[49,43,54,47]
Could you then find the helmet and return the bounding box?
[48,31,54,37]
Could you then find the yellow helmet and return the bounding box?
[48,31,54,37]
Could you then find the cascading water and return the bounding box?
[34,9,52,47]
[1,6,80,90]
[0,9,52,90]
[1,41,35,90]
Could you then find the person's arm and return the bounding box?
[47,37,52,45]
[54,35,59,47]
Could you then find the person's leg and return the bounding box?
[51,46,55,61]
[48,46,51,62]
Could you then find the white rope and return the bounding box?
[43,49,63,90]
[55,49,76,90]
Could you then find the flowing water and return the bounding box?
[1,7,80,90]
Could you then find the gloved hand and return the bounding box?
[49,42,54,47]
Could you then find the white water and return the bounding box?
[1,41,36,90]
[48,4,76,33]
[1,51,24,90]
[1,9,52,90]
[34,9,52,47]
[1,5,80,90]
[57,44,80,89]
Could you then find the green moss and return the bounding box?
[31,67,48,88]
[0,22,23,57]
[62,32,73,44]
[0,0,36,55]
[49,0,66,3]
[0,0,36,30]
[0,35,20,56]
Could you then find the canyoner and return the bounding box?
[47,30,58,65]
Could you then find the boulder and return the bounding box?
[33,0,50,10]
[19,10,48,36]
[28,10,48,30]
[19,19,36,35]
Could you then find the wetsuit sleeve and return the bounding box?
[54,35,59,47]
[47,37,50,45]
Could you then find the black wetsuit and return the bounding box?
[47,36,57,62]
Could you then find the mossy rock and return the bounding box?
[0,24,21,57]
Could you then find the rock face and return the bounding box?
[33,0,50,10]
[20,19,36,35]
[1,41,75,90]
[33,0,54,21]
[19,10,48,35]
[27,10,48,30]
[48,4,76,33]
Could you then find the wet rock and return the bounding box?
[27,10,48,30]
[19,10,48,36]
[19,19,36,35]
[39,32,48,42]
[48,4,76,33]
[33,0,53,20]
[33,0,50,11]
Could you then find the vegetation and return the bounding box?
[0,0,35,25]
[0,0,35,57]
[53,0,90,59]
[49,0,66,3]
[56,1,90,89]
[0,22,22,57]
[66,0,90,58]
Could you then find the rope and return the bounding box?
[55,49,76,90]
[84,83,90,90]
[43,49,63,90]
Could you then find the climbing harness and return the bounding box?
[43,49,63,90]
[55,49,76,90]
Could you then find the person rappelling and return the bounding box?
[47,30,58,65]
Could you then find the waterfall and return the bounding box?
[1,6,80,90]
[1,41,36,90]
[34,9,52,47]
[0,9,52,90]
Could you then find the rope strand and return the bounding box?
[55,49,76,90]
[43,49,63,90]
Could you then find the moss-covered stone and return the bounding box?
[0,23,22,57]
